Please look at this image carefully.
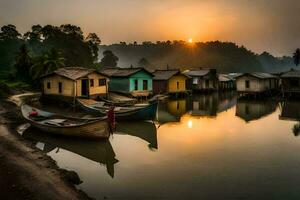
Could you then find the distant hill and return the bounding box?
[99,41,294,73]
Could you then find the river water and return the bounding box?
[21,92,300,200]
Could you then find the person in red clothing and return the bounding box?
[107,106,115,134]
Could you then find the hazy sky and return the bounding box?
[0,0,299,56]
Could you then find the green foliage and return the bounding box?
[293,48,300,66]
[30,48,65,80]
[100,50,119,68]
[14,44,32,82]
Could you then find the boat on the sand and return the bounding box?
[21,104,110,139]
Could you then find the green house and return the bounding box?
[100,67,153,97]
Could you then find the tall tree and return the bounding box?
[293,48,300,66]
[14,44,32,82]
[30,49,65,80]
[86,33,101,63]
[100,50,119,68]
[0,24,21,40]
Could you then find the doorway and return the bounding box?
[81,79,89,97]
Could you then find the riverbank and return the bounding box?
[0,100,92,200]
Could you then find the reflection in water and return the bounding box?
[279,101,300,136]
[167,99,187,117]
[20,95,300,200]
[23,128,118,178]
[279,101,300,121]
[187,92,236,117]
[116,121,158,149]
[236,100,278,122]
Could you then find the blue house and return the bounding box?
[100,67,153,97]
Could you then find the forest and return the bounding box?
[0,23,296,97]
[100,41,294,73]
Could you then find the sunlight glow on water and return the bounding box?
[23,94,300,200]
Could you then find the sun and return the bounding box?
[188,38,193,43]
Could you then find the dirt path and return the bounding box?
[0,100,92,200]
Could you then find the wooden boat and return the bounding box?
[22,127,118,177]
[77,98,158,121]
[21,104,110,139]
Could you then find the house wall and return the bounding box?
[153,80,168,94]
[108,78,130,92]
[129,71,153,92]
[76,72,109,97]
[191,75,218,90]
[43,75,74,97]
[236,75,276,92]
[168,75,187,93]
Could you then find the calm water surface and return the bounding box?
[22,93,300,200]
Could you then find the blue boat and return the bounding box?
[77,99,158,121]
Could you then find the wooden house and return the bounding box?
[236,73,278,96]
[100,67,153,97]
[152,70,190,95]
[218,74,235,90]
[280,69,300,97]
[184,69,218,92]
[41,67,109,101]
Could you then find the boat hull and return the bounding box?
[21,105,110,139]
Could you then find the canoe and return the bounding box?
[21,104,110,139]
[77,99,158,121]
[22,127,118,177]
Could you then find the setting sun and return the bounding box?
[188,38,193,43]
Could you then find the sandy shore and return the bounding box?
[0,100,92,200]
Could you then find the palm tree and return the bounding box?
[30,49,65,80]
[293,48,300,67]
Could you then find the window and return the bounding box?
[177,82,180,90]
[99,78,106,86]
[245,80,250,88]
[193,78,198,84]
[47,82,51,89]
[143,80,148,90]
[90,79,94,87]
[58,82,62,93]
[134,80,138,90]
[205,79,209,88]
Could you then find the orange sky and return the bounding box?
[0,0,299,56]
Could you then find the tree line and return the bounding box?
[0,24,118,85]
[100,41,297,73]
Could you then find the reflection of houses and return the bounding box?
[152,70,189,95]
[23,128,118,178]
[279,101,300,121]
[218,74,235,90]
[236,73,278,95]
[156,102,181,125]
[184,69,218,91]
[187,92,236,117]
[236,100,277,122]
[116,121,158,149]
[41,67,109,100]
[100,67,153,97]
[167,99,187,117]
[280,69,300,96]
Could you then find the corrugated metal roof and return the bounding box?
[281,69,300,78]
[152,70,180,80]
[100,67,152,77]
[42,67,104,80]
[184,69,210,77]
[236,72,277,79]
